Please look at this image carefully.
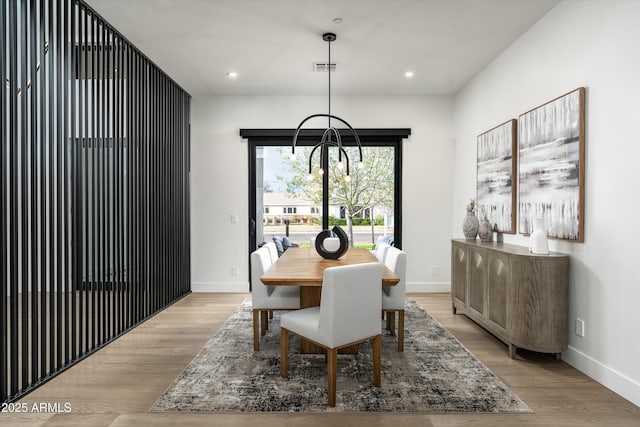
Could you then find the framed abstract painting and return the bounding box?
[477,119,517,233]
[518,87,586,241]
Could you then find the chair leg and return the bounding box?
[327,348,337,407]
[398,310,405,352]
[253,309,260,351]
[389,311,396,337]
[280,328,289,378]
[372,335,381,387]
[261,310,268,336]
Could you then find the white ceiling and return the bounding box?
[85,0,559,97]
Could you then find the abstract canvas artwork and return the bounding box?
[518,87,585,241]
[477,120,517,233]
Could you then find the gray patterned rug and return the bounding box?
[150,299,531,413]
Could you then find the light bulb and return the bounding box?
[337,161,344,170]
[358,161,364,169]
[344,175,351,183]
[318,168,324,175]
[307,173,314,181]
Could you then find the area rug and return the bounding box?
[150,299,531,413]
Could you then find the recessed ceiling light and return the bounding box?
[404,71,414,78]
[226,71,238,78]
[332,17,343,24]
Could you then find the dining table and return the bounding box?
[260,246,399,353]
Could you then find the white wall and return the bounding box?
[452,0,640,406]
[190,95,453,292]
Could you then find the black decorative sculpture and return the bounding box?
[314,226,349,259]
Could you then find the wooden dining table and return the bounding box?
[260,246,399,353]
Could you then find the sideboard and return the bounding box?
[451,239,569,358]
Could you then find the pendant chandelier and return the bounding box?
[290,33,363,183]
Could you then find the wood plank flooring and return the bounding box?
[2,292,639,426]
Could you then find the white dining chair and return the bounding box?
[262,241,279,320]
[373,242,391,263]
[251,246,299,351]
[264,241,279,264]
[280,262,382,407]
[382,247,407,352]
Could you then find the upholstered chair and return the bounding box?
[251,247,299,351]
[373,242,391,263]
[382,247,407,352]
[280,262,382,407]
[264,241,279,264]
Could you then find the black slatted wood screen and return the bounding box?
[1,0,191,403]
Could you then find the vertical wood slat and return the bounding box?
[70,0,77,364]
[116,32,123,336]
[46,0,55,376]
[141,54,147,319]
[27,0,38,387]
[38,0,47,380]
[55,0,63,375]
[62,0,69,365]
[114,32,121,337]
[132,49,138,326]
[81,1,89,356]
[149,65,155,314]
[99,17,105,347]
[125,39,131,331]
[2,0,190,404]
[9,0,20,396]
[162,75,166,307]
[19,0,30,390]
[105,23,112,340]
[90,8,96,350]
[0,0,7,404]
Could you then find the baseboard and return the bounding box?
[563,345,640,407]
[191,282,250,292]
[406,282,451,293]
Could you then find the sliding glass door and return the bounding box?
[243,128,409,285]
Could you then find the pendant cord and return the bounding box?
[328,38,331,129]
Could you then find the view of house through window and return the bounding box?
[255,145,396,250]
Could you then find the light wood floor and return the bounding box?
[3,292,639,426]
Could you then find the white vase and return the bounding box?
[323,237,340,252]
[529,217,549,254]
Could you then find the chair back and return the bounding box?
[318,262,382,348]
[374,242,391,262]
[264,241,278,264]
[251,247,274,305]
[384,247,407,308]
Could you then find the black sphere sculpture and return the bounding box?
[314,226,349,259]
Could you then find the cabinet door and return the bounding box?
[451,243,467,304]
[510,257,568,352]
[487,252,508,330]
[468,248,486,315]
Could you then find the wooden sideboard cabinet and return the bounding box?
[451,239,569,358]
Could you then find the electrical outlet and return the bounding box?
[575,318,585,337]
[230,213,238,223]
[231,266,239,276]
[431,265,437,276]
